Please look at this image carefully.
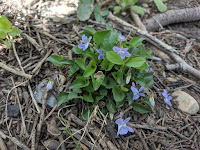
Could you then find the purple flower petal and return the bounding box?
[88,36,92,42]
[124,117,131,124]
[118,126,128,135]
[165,99,172,106]
[115,118,123,125]
[82,34,87,43]
[139,93,145,97]
[131,86,138,93]
[126,126,134,133]
[113,46,121,53]
[96,49,102,54]
[122,48,129,51]
[162,90,168,98]
[133,94,140,100]
[168,96,172,101]
[78,44,85,50]
[139,86,144,92]
[124,51,131,57]
[119,53,125,60]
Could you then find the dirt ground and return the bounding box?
[0,0,200,150]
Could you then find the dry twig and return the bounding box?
[0,62,32,79]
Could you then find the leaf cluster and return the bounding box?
[0,15,20,47]
[47,25,154,119]
[114,0,167,16]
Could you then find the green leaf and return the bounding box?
[75,58,86,70]
[106,51,123,65]
[127,91,134,105]
[57,92,69,106]
[83,92,94,102]
[135,61,148,70]
[100,8,109,16]
[127,0,139,5]
[0,15,11,29]
[60,59,74,65]
[132,103,150,114]
[94,4,105,22]
[84,82,95,93]
[83,60,97,77]
[73,88,82,93]
[47,55,63,67]
[99,88,108,96]
[106,99,117,113]
[116,100,124,108]
[112,86,124,102]
[102,76,117,89]
[69,64,79,77]
[125,56,146,68]
[93,30,111,45]
[142,98,154,111]
[69,77,89,89]
[130,37,145,47]
[132,5,144,15]
[92,71,105,91]
[8,28,20,37]
[80,106,93,120]
[4,40,11,47]
[83,26,96,35]
[47,55,73,67]
[68,92,83,100]
[102,26,119,51]
[114,6,121,14]
[154,0,167,12]
[77,0,92,21]
[72,46,84,55]
[100,58,114,71]
[0,31,7,39]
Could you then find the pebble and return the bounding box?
[172,90,199,115]
[34,80,57,108]
[7,104,20,117]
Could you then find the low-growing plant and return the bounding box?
[114,0,167,15]
[47,25,155,120]
[0,15,20,47]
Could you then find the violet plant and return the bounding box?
[115,113,134,136]
[162,90,172,106]
[47,25,154,120]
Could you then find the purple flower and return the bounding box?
[162,90,172,106]
[115,30,125,41]
[96,49,106,60]
[113,46,131,60]
[145,62,152,73]
[46,82,53,91]
[131,86,145,100]
[78,34,92,51]
[115,115,134,136]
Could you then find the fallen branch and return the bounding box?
[0,62,32,79]
[0,130,30,150]
[21,33,43,54]
[107,12,200,79]
[144,7,200,31]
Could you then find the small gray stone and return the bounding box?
[172,90,199,115]
[7,104,20,117]
[34,80,57,108]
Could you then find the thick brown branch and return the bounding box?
[144,7,200,31]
